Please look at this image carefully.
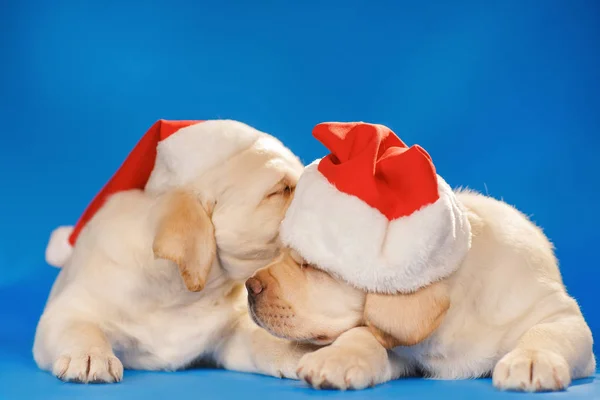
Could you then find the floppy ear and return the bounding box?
[363,280,450,349]
[153,191,216,292]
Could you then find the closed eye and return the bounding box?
[266,185,293,199]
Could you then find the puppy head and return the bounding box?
[206,136,303,281]
[246,250,365,345]
[153,132,303,291]
[247,250,450,348]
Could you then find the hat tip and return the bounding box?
[45,226,74,268]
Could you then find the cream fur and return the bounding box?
[145,120,261,193]
[280,161,471,293]
[250,190,595,392]
[33,121,312,383]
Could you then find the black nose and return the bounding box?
[246,277,264,297]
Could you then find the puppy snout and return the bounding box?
[246,277,264,296]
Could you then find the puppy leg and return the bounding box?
[297,327,414,390]
[34,316,123,383]
[493,309,595,392]
[214,314,315,379]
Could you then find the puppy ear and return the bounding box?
[153,191,216,292]
[363,280,450,349]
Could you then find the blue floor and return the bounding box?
[0,367,597,400]
[1,271,597,400]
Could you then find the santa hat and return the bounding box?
[280,122,471,294]
[45,119,262,268]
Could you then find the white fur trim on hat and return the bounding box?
[280,161,472,294]
[45,226,74,268]
[145,120,261,193]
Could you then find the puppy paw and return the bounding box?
[493,349,571,392]
[259,354,300,380]
[52,351,123,383]
[296,344,389,390]
[274,363,300,380]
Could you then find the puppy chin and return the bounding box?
[305,335,336,346]
[223,254,277,281]
[249,307,338,346]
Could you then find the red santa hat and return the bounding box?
[280,122,472,294]
[45,119,263,268]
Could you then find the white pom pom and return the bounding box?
[45,226,74,268]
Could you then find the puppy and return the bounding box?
[33,120,312,383]
[247,121,595,392]
[248,190,596,391]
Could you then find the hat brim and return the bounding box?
[280,161,472,294]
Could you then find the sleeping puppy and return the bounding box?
[246,122,595,392]
[33,120,311,383]
[248,191,596,392]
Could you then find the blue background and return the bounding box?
[1,0,598,399]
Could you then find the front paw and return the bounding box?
[296,344,389,390]
[52,350,123,383]
[493,349,571,392]
[261,357,300,380]
[251,341,306,380]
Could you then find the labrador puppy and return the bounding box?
[33,120,312,383]
[247,190,596,392]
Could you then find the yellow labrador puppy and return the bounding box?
[33,120,311,383]
[247,122,595,392]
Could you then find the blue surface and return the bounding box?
[1,0,599,398]
[1,273,599,400]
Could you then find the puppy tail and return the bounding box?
[45,226,74,268]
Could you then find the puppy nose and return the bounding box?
[246,277,264,296]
